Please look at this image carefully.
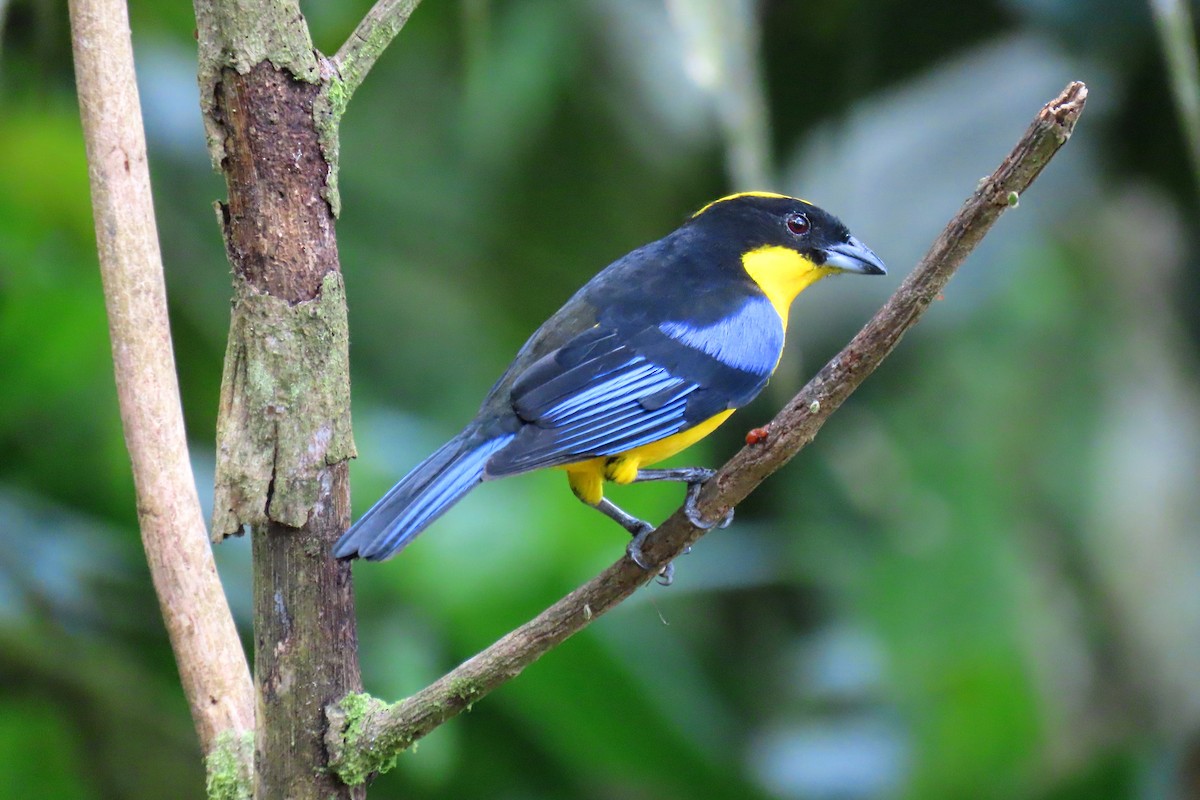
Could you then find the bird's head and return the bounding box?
[688,192,886,323]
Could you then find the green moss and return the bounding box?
[448,677,482,708]
[212,271,357,538]
[312,79,347,217]
[205,730,254,800]
[327,693,406,786]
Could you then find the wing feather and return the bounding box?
[487,351,697,475]
[485,296,783,477]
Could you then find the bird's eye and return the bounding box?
[786,213,810,236]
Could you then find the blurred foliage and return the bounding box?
[2,0,1199,798]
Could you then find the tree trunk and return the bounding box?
[196,18,363,797]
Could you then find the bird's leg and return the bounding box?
[633,467,734,530]
[592,498,674,586]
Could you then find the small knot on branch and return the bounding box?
[1044,81,1088,132]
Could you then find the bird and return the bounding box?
[334,192,885,579]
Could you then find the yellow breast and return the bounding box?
[560,409,736,504]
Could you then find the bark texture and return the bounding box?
[193,3,362,794]
[207,28,357,544]
[252,469,360,799]
[68,0,253,765]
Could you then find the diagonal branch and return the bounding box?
[68,0,254,768]
[327,81,1089,785]
[332,0,423,103]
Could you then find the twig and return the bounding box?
[332,0,423,102]
[327,81,1089,783]
[67,0,254,761]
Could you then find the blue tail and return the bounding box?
[334,430,515,561]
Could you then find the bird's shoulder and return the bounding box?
[585,226,756,328]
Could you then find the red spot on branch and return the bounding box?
[745,426,770,446]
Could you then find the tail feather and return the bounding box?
[334,431,515,561]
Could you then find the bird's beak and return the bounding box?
[822,237,887,275]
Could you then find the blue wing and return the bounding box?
[484,296,784,477]
[484,345,696,475]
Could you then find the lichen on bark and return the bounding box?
[312,78,346,217]
[212,270,356,538]
[205,730,254,800]
[326,693,402,786]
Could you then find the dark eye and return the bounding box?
[786,213,810,236]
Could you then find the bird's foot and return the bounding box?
[682,475,734,531]
[594,497,675,584]
[633,466,731,529]
[626,522,674,586]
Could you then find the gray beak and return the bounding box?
[822,236,887,275]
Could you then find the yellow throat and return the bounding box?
[741,245,832,329]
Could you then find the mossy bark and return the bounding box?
[325,693,399,786]
[205,731,254,800]
[194,1,362,796]
[212,271,355,536]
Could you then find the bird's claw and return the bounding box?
[626,523,654,568]
[627,523,674,586]
[683,480,734,530]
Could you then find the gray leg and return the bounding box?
[592,497,651,537]
[591,498,674,586]
[633,467,716,484]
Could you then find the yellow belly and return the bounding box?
[560,409,736,505]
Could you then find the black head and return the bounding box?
[688,192,886,276]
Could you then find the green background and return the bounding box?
[2,0,1199,797]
